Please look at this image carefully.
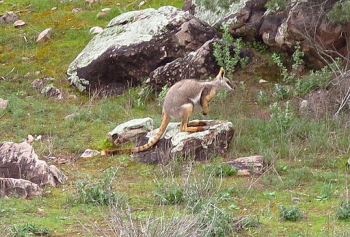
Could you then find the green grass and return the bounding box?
[1,0,350,236]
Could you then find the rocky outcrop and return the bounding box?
[0,142,67,187]
[217,0,349,69]
[132,120,234,164]
[67,6,217,93]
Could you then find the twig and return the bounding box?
[0,67,15,80]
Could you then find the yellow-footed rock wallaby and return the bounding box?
[101,67,234,156]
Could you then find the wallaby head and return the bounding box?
[213,67,234,91]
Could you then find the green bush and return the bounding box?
[265,0,287,11]
[336,201,350,220]
[71,167,123,206]
[8,223,50,237]
[278,205,303,221]
[328,1,350,23]
[204,163,238,177]
[213,24,249,73]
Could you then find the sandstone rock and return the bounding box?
[67,6,217,93]
[0,11,19,23]
[31,78,62,99]
[0,178,43,198]
[13,20,25,28]
[0,142,67,186]
[225,155,264,176]
[72,8,82,13]
[0,98,9,109]
[81,149,100,158]
[108,117,154,144]
[132,120,234,164]
[36,28,52,43]
[89,26,103,34]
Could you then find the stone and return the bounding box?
[0,98,9,110]
[13,20,25,28]
[0,11,19,23]
[31,78,62,99]
[108,117,154,144]
[132,120,234,164]
[89,26,103,34]
[0,141,67,187]
[0,178,43,198]
[67,6,217,93]
[72,8,82,13]
[81,149,100,158]
[36,28,52,43]
[27,134,35,143]
[225,155,264,176]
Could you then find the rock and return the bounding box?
[147,38,220,92]
[89,26,103,34]
[36,28,52,43]
[80,149,100,158]
[0,11,19,23]
[0,178,43,198]
[259,79,268,84]
[0,142,67,187]
[0,98,9,110]
[225,155,264,176]
[132,120,234,164]
[27,134,35,143]
[108,117,154,144]
[31,78,62,99]
[72,8,82,13]
[64,112,80,120]
[13,20,25,28]
[67,6,217,93]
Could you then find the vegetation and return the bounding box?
[1,0,350,236]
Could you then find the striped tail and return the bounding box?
[101,112,170,156]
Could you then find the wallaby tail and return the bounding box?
[101,112,170,156]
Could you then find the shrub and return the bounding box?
[328,1,350,23]
[257,90,270,105]
[336,201,350,220]
[269,101,294,132]
[213,24,249,73]
[71,167,123,206]
[278,205,303,221]
[265,0,287,11]
[8,223,50,237]
[204,163,238,177]
[153,181,185,205]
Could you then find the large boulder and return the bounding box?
[146,38,221,92]
[132,120,234,164]
[0,142,67,187]
[67,6,217,93]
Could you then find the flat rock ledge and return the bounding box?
[131,120,234,164]
[0,141,67,198]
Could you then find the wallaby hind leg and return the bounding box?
[180,104,204,132]
[187,121,207,127]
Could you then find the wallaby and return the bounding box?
[101,67,234,156]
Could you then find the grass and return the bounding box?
[1,0,350,236]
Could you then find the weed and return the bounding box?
[70,167,124,206]
[273,83,291,100]
[336,200,350,220]
[265,0,287,11]
[269,101,294,133]
[8,223,50,237]
[278,205,303,222]
[153,180,185,205]
[213,24,249,73]
[204,163,238,177]
[257,90,270,105]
